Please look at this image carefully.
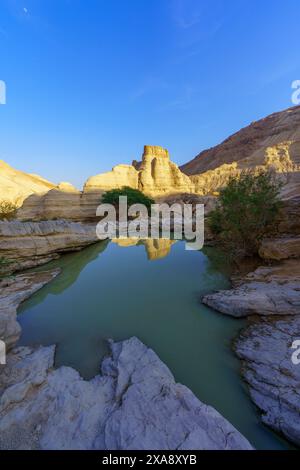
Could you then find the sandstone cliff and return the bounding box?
[84,145,194,197]
[15,146,196,220]
[0,160,56,207]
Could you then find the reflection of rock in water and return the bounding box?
[143,239,176,260]
[112,238,176,261]
[112,238,140,248]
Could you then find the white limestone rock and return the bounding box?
[0,220,99,274]
[235,317,300,446]
[0,269,61,349]
[0,338,253,450]
[202,260,300,317]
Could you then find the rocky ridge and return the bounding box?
[181,106,300,175]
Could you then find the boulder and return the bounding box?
[0,338,253,450]
[202,260,300,317]
[235,317,300,446]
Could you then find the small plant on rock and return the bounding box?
[0,200,17,220]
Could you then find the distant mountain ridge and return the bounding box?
[181,105,300,175]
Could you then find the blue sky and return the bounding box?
[0,0,300,188]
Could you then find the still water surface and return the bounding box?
[18,239,290,449]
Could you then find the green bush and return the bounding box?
[208,170,282,258]
[101,187,155,212]
[0,200,17,220]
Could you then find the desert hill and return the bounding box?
[0,160,56,207]
[181,105,300,175]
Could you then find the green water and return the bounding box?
[18,239,290,450]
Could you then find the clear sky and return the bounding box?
[0,0,300,188]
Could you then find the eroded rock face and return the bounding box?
[4,104,300,221]
[202,256,300,446]
[235,317,300,446]
[16,188,83,221]
[0,160,56,208]
[181,106,300,175]
[0,337,253,450]
[0,220,99,274]
[84,164,139,192]
[84,145,194,199]
[0,270,60,349]
[202,260,300,317]
[259,237,300,261]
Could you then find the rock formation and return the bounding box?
[181,106,300,175]
[84,145,193,197]
[0,270,61,350]
[202,259,300,317]
[0,160,56,208]
[2,105,300,221]
[0,337,253,450]
[180,106,300,201]
[0,220,100,274]
[235,317,300,446]
[202,257,300,447]
[10,146,196,221]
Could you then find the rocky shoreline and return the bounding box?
[0,265,252,450]
[0,269,61,349]
[1,113,299,449]
[0,220,99,275]
[202,259,300,446]
[0,338,252,450]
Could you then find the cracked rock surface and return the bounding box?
[202,259,300,446]
[202,260,300,317]
[235,317,300,446]
[0,337,253,450]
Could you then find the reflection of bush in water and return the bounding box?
[202,247,233,277]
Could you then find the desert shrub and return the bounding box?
[208,170,282,258]
[101,187,155,212]
[0,200,17,220]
